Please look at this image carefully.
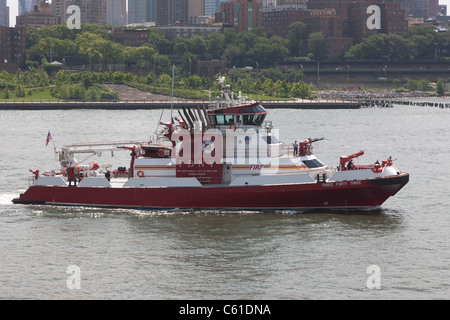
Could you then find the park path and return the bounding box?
[103,84,185,101]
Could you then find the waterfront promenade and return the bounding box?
[0,98,361,110]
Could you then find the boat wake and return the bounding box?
[0,192,20,206]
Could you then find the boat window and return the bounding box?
[215,115,225,125]
[225,115,234,125]
[242,114,266,126]
[235,115,242,124]
[209,115,216,125]
[243,115,255,125]
[254,114,266,126]
[302,159,324,168]
[261,135,280,145]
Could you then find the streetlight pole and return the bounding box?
[317,61,320,82]
[188,58,191,76]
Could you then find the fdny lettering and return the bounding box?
[249,165,264,170]
[186,161,215,168]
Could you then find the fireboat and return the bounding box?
[13,77,408,210]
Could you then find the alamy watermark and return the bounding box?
[366,265,381,289]
[66,265,81,290]
[66,5,81,30]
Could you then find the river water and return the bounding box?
[1,100,449,300]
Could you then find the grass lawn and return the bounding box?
[0,86,58,102]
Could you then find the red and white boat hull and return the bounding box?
[12,172,409,210]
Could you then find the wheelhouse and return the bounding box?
[207,103,267,127]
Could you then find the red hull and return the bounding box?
[12,173,409,210]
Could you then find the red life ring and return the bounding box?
[157,149,165,157]
[137,170,144,178]
[229,124,237,131]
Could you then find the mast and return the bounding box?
[171,64,175,122]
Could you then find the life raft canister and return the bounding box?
[202,140,215,154]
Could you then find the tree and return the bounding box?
[2,87,10,99]
[188,35,208,57]
[387,34,412,61]
[408,25,439,59]
[207,32,225,59]
[290,81,313,99]
[287,22,308,57]
[247,36,289,68]
[436,79,445,96]
[308,32,326,61]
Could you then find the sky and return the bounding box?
[5,0,450,27]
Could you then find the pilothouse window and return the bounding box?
[215,115,225,125]
[243,114,266,126]
[225,115,234,124]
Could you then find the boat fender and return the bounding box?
[157,149,165,158]
[137,170,145,178]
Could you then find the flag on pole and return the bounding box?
[46,131,52,146]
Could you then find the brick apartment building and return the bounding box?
[261,0,407,59]
[111,28,150,47]
[52,0,107,25]
[0,27,27,73]
[218,0,262,33]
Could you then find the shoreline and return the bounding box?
[314,89,442,100]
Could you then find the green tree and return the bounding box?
[409,25,439,59]
[287,22,308,57]
[207,32,225,59]
[15,84,26,97]
[308,32,326,61]
[2,87,10,99]
[436,79,445,96]
[188,35,208,57]
[290,81,313,99]
[407,80,420,91]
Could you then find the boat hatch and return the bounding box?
[302,159,325,168]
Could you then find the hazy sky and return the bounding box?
[5,0,450,27]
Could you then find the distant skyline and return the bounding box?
[5,0,450,27]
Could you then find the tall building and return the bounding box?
[397,0,439,19]
[16,0,59,28]
[307,0,407,43]
[189,0,204,24]
[0,0,9,27]
[0,26,26,73]
[106,0,126,26]
[205,0,225,16]
[19,0,39,15]
[156,0,189,26]
[52,0,107,25]
[219,0,262,33]
[128,0,155,23]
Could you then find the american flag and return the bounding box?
[45,131,52,146]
